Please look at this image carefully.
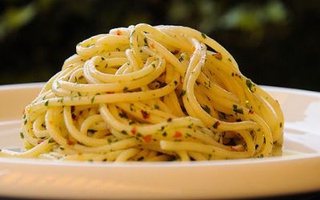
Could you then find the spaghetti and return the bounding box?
[1,24,284,162]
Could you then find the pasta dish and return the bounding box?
[0,24,284,162]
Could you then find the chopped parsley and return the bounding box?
[201,32,207,39]
[232,104,243,114]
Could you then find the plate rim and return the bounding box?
[0,83,320,199]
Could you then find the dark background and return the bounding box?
[0,0,319,91]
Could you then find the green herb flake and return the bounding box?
[41,123,46,128]
[48,138,55,143]
[129,103,135,111]
[143,37,148,46]
[58,98,64,104]
[87,129,97,134]
[121,130,128,135]
[162,132,167,137]
[90,95,96,104]
[180,90,186,97]
[246,79,255,92]
[179,55,184,62]
[201,32,207,39]
[20,132,24,139]
[123,86,129,92]
[45,100,49,106]
[119,112,128,119]
[232,105,243,114]
[202,105,211,114]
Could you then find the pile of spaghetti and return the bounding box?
[1,24,284,162]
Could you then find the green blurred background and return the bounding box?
[0,0,319,91]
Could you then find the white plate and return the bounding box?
[0,83,319,199]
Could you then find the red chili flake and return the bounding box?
[37,139,45,144]
[143,135,152,143]
[130,128,137,135]
[212,121,220,129]
[214,53,222,60]
[116,30,122,36]
[150,43,155,49]
[72,114,78,121]
[249,109,255,114]
[140,110,150,119]
[67,140,75,145]
[173,131,182,138]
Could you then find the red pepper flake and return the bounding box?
[143,135,152,143]
[150,43,155,49]
[173,131,182,138]
[72,114,78,121]
[130,128,137,135]
[249,109,254,114]
[140,110,150,119]
[116,30,122,36]
[67,140,75,145]
[212,121,220,129]
[214,53,222,60]
[37,139,45,144]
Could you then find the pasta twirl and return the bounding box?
[1,24,284,162]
